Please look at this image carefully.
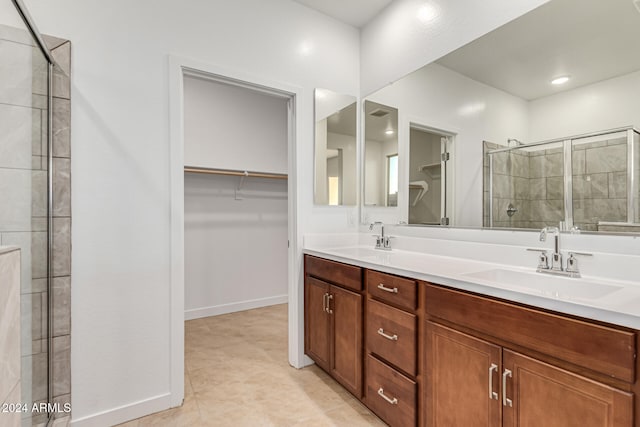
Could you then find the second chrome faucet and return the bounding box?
[370,221,393,250]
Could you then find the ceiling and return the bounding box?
[436,0,640,101]
[292,0,394,28]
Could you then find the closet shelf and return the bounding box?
[184,166,288,180]
[419,162,441,180]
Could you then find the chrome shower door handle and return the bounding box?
[489,363,499,400]
[502,369,513,407]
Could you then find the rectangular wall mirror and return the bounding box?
[363,100,398,207]
[314,89,357,206]
[364,0,640,234]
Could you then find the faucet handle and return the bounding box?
[527,248,549,270]
[566,251,593,275]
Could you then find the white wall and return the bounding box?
[183,76,288,174]
[364,139,382,205]
[184,173,287,319]
[360,0,549,96]
[369,63,530,227]
[22,0,360,424]
[529,70,640,142]
[327,132,357,205]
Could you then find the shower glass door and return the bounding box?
[0,3,52,426]
[571,132,628,231]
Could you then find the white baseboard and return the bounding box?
[184,294,288,320]
[70,393,172,427]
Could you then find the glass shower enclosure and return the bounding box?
[1,0,55,425]
[484,127,640,233]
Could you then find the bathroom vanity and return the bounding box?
[303,246,639,427]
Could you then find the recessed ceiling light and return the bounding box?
[551,76,570,85]
[417,4,437,23]
[385,129,395,135]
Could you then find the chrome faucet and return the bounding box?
[539,226,562,271]
[528,226,593,278]
[369,222,392,250]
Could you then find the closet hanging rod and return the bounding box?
[184,166,288,180]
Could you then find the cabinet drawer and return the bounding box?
[367,270,417,311]
[365,354,416,427]
[426,284,636,383]
[366,299,417,376]
[305,255,362,291]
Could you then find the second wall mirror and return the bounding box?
[314,89,357,206]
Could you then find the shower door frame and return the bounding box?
[487,125,639,230]
[11,0,58,422]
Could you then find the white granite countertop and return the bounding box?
[303,237,640,330]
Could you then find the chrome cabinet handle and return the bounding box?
[489,364,498,400]
[502,369,513,407]
[377,388,398,405]
[327,294,333,314]
[377,328,398,341]
[377,283,398,293]
[322,293,327,312]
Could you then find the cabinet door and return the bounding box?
[304,276,330,370]
[331,284,363,397]
[503,350,633,427]
[426,322,502,427]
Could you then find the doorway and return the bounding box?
[408,126,454,225]
[169,57,300,407]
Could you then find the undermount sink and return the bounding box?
[463,268,623,300]
[327,246,388,258]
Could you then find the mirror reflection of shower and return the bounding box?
[484,127,640,233]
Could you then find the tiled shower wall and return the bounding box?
[0,24,71,423]
[484,136,632,231]
[572,137,627,231]
[46,34,72,420]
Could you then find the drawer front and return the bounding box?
[365,354,416,427]
[366,299,417,376]
[426,284,636,383]
[305,255,362,291]
[367,270,417,311]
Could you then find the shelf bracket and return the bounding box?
[235,171,249,200]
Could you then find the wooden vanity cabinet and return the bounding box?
[365,270,419,427]
[425,284,636,427]
[304,254,638,427]
[304,255,363,397]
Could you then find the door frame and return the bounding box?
[168,55,301,407]
[401,116,458,226]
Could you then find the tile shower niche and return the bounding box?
[484,127,640,232]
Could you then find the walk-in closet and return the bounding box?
[182,73,290,395]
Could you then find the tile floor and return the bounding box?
[118,304,385,426]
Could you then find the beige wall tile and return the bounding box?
[0,250,21,405]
